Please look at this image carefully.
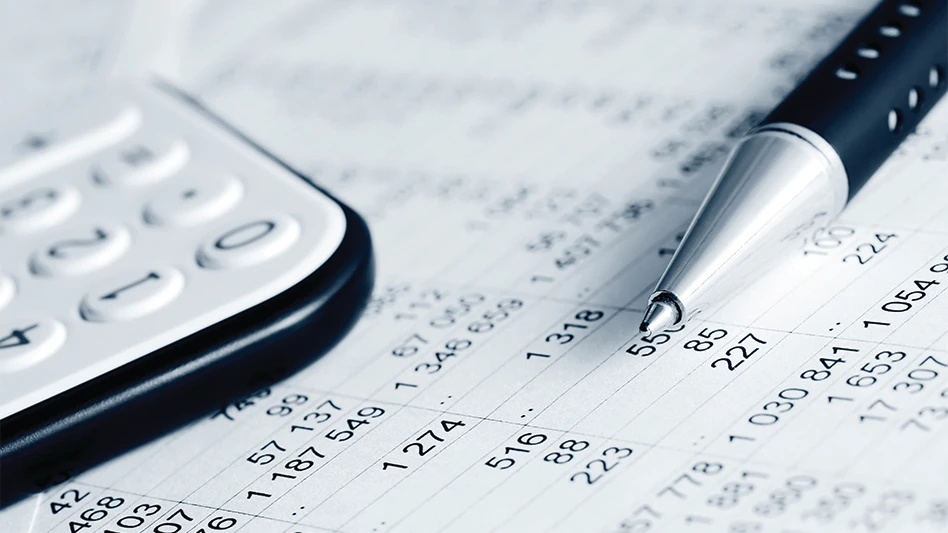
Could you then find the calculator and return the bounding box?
[0,81,373,507]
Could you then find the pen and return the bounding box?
[640,0,948,334]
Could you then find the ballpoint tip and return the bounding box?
[640,299,680,335]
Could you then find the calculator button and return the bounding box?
[91,134,189,187]
[79,267,185,322]
[0,102,141,192]
[196,216,301,270]
[29,224,132,277]
[0,275,14,312]
[143,172,244,227]
[0,184,81,233]
[0,319,67,373]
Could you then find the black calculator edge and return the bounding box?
[0,81,375,508]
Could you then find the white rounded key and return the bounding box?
[0,274,15,312]
[143,172,244,227]
[0,98,141,192]
[197,215,301,270]
[91,133,189,187]
[79,267,184,322]
[29,224,132,277]
[0,319,66,373]
[0,184,81,233]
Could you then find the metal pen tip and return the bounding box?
[639,299,679,335]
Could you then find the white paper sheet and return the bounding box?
[3,1,948,531]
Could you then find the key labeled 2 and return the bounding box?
[29,223,131,277]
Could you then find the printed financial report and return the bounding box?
[2,0,948,532]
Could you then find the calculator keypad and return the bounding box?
[0,319,66,374]
[29,223,132,277]
[143,171,243,227]
[0,83,347,418]
[0,184,82,233]
[79,267,185,323]
[0,98,141,191]
[92,133,189,187]
[196,216,302,270]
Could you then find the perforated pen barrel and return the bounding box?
[641,0,948,334]
[764,0,947,198]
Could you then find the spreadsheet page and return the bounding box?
[2,0,948,532]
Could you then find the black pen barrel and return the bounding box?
[763,0,947,200]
